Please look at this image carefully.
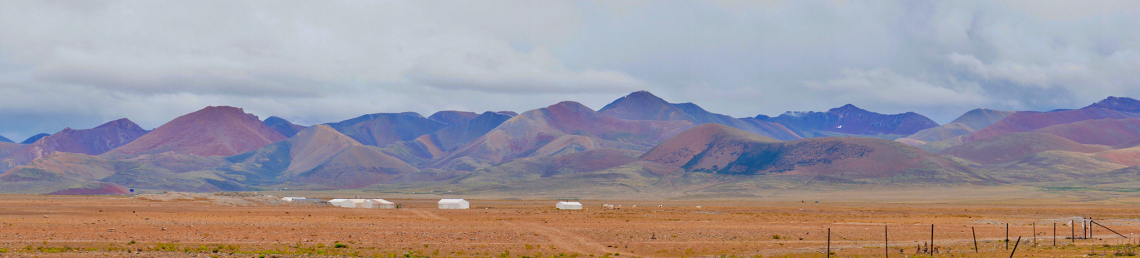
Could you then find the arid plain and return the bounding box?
[2,187,1139,257]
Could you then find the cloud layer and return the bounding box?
[1,0,1139,140]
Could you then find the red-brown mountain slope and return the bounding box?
[642,124,992,183]
[965,108,1139,143]
[1030,118,1140,146]
[3,119,148,169]
[324,112,449,147]
[430,101,693,171]
[941,132,1109,165]
[640,123,779,171]
[102,106,287,158]
[598,91,800,140]
[903,108,1014,143]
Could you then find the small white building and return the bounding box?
[282,197,306,201]
[438,199,470,209]
[556,201,583,210]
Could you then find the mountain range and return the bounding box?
[3,91,1140,197]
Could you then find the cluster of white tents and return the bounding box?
[281,197,587,210]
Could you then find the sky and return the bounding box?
[1,0,1140,141]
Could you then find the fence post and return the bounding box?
[930,224,934,255]
[1033,223,1037,247]
[1053,223,1056,246]
[884,225,888,258]
[1006,223,1010,250]
[972,227,978,253]
[827,228,831,258]
[1009,236,1022,258]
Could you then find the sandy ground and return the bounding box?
[0,192,1138,257]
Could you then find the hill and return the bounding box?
[639,123,780,171]
[1,119,148,171]
[383,111,516,165]
[0,141,24,156]
[769,104,938,138]
[641,124,993,184]
[951,108,1017,131]
[980,150,1127,182]
[598,91,800,140]
[429,101,693,171]
[941,132,1109,165]
[263,116,307,138]
[903,108,1014,144]
[428,111,479,126]
[0,135,11,143]
[455,148,643,188]
[965,108,1140,143]
[102,106,287,158]
[21,133,49,144]
[218,125,418,189]
[1030,118,1140,146]
[1084,96,1140,113]
[0,152,224,194]
[325,112,449,147]
[1092,146,1140,166]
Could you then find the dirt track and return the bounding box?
[0,194,1138,257]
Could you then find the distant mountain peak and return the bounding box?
[91,118,143,132]
[21,133,49,144]
[102,105,287,158]
[1086,96,1140,113]
[599,90,670,112]
[549,101,594,112]
[263,116,291,126]
[263,116,307,138]
[428,111,479,126]
[828,104,866,113]
[0,135,11,143]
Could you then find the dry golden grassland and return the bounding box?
[0,189,1138,257]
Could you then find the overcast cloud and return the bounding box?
[1,0,1139,140]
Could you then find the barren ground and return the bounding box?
[0,190,1138,257]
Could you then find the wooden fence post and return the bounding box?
[972,227,978,253]
[827,228,831,258]
[1009,236,1022,258]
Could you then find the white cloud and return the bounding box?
[2,0,1140,137]
[805,68,988,107]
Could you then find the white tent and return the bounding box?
[329,199,396,208]
[438,199,470,209]
[328,199,356,208]
[350,199,370,208]
[369,199,396,209]
[556,201,583,210]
